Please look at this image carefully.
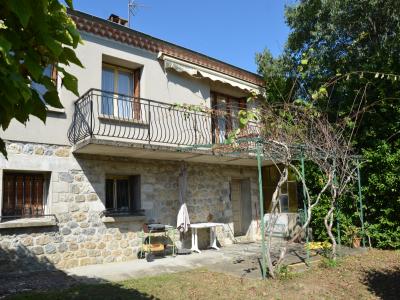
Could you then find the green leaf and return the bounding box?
[66,24,82,46]
[62,72,79,96]
[8,0,32,27]
[24,57,42,81]
[43,90,63,109]
[0,37,12,65]
[65,0,74,9]
[61,47,84,68]
[0,36,12,54]
[301,59,308,65]
[29,90,47,123]
[44,37,63,56]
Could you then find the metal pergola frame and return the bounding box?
[179,136,366,279]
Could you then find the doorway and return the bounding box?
[231,179,252,236]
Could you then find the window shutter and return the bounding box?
[211,92,218,144]
[129,175,141,211]
[32,175,44,216]
[226,98,232,132]
[133,69,141,120]
[2,173,44,217]
[2,174,16,216]
[239,98,247,110]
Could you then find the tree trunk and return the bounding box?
[324,202,337,260]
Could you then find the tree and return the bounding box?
[257,0,400,249]
[0,0,82,157]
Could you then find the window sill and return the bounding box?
[98,115,148,126]
[101,215,146,223]
[0,217,57,229]
[46,106,65,114]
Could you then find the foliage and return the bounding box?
[319,257,340,269]
[0,0,82,157]
[276,264,295,280]
[256,0,400,249]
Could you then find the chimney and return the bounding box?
[108,14,128,26]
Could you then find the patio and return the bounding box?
[66,241,365,281]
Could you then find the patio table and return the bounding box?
[189,223,224,253]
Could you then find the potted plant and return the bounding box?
[344,225,362,248]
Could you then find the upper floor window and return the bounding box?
[2,172,47,219]
[211,92,246,143]
[101,64,141,120]
[31,65,58,101]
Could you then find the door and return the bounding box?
[231,179,252,236]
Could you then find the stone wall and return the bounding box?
[0,141,260,272]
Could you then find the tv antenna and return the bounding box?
[128,1,147,28]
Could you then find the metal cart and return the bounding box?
[138,223,176,262]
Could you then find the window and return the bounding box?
[31,65,58,101]
[211,92,246,143]
[105,175,141,212]
[2,172,46,218]
[262,165,298,213]
[101,64,141,120]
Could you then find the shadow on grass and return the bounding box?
[0,241,157,299]
[363,267,400,300]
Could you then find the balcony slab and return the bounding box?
[72,138,271,166]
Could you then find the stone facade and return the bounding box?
[0,141,260,272]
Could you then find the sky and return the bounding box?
[72,0,296,73]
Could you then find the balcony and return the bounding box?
[68,89,262,166]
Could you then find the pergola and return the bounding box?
[180,136,366,279]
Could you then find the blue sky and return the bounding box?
[72,0,296,73]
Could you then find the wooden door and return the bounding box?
[231,179,252,236]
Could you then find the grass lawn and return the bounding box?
[5,249,399,300]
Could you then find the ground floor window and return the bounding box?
[262,165,298,213]
[2,172,46,218]
[105,175,141,212]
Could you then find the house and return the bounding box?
[0,10,299,270]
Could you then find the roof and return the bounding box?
[68,10,264,87]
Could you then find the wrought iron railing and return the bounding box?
[68,89,260,148]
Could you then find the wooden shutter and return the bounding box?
[32,175,44,215]
[226,97,232,132]
[211,92,218,144]
[51,65,58,87]
[133,68,141,120]
[2,174,16,216]
[2,173,44,217]
[239,98,247,110]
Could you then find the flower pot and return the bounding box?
[352,237,361,248]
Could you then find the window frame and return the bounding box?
[104,175,141,213]
[101,63,141,120]
[262,165,298,213]
[211,91,246,143]
[1,171,49,219]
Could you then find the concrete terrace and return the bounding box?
[67,241,344,281]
